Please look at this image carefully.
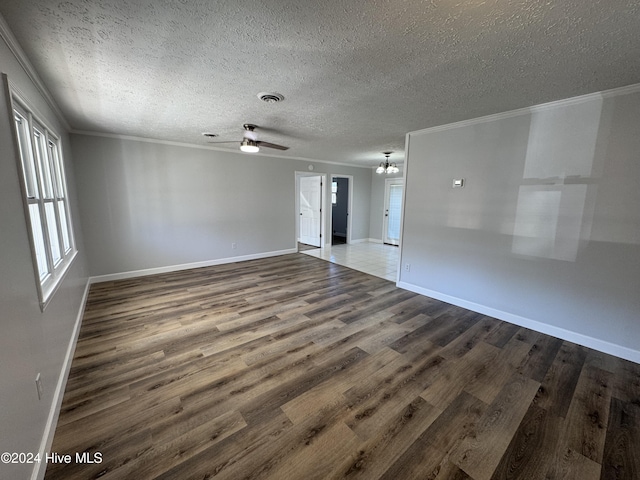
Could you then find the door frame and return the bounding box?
[329,174,353,245]
[295,171,327,247]
[383,177,404,246]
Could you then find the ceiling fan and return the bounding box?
[205,124,289,153]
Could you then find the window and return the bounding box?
[11,93,76,309]
[331,181,338,205]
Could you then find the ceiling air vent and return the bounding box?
[257,92,284,103]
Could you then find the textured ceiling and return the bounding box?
[1,0,639,166]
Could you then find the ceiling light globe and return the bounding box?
[240,144,260,153]
[376,165,385,174]
[240,138,260,153]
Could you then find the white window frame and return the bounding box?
[6,79,77,310]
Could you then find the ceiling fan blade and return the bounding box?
[256,141,289,151]
[207,140,239,144]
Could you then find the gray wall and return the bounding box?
[0,36,88,479]
[399,87,640,362]
[71,133,372,277]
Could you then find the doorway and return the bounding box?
[330,176,352,245]
[383,178,404,246]
[296,173,324,248]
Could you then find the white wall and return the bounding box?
[399,85,640,363]
[0,32,89,480]
[71,133,372,278]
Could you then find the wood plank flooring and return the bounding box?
[45,253,640,479]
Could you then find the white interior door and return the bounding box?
[299,175,322,247]
[383,180,403,246]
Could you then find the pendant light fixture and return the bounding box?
[376,151,399,174]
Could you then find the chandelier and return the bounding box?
[376,151,399,174]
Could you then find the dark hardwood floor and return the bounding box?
[46,254,640,479]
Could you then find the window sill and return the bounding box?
[39,249,78,311]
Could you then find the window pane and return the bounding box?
[387,185,403,242]
[33,129,54,199]
[58,200,71,252]
[29,204,50,280]
[14,113,39,199]
[49,141,65,197]
[331,192,337,205]
[45,202,62,264]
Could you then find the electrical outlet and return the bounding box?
[404,263,411,272]
[35,373,43,400]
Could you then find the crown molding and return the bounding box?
[409,82,640,137]
[70,130,375,170]
[0,13,71,131]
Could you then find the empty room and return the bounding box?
[1,1,639,479]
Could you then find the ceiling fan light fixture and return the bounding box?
[206,124,287,152]
[240,138,260,153]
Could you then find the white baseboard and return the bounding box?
[350,238,382,244]
[397,281,640,365]
[89,248,298,284]
[32,279,91,480]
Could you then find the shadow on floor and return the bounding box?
[297,242,320,252]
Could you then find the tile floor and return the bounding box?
[300,241,400,281]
